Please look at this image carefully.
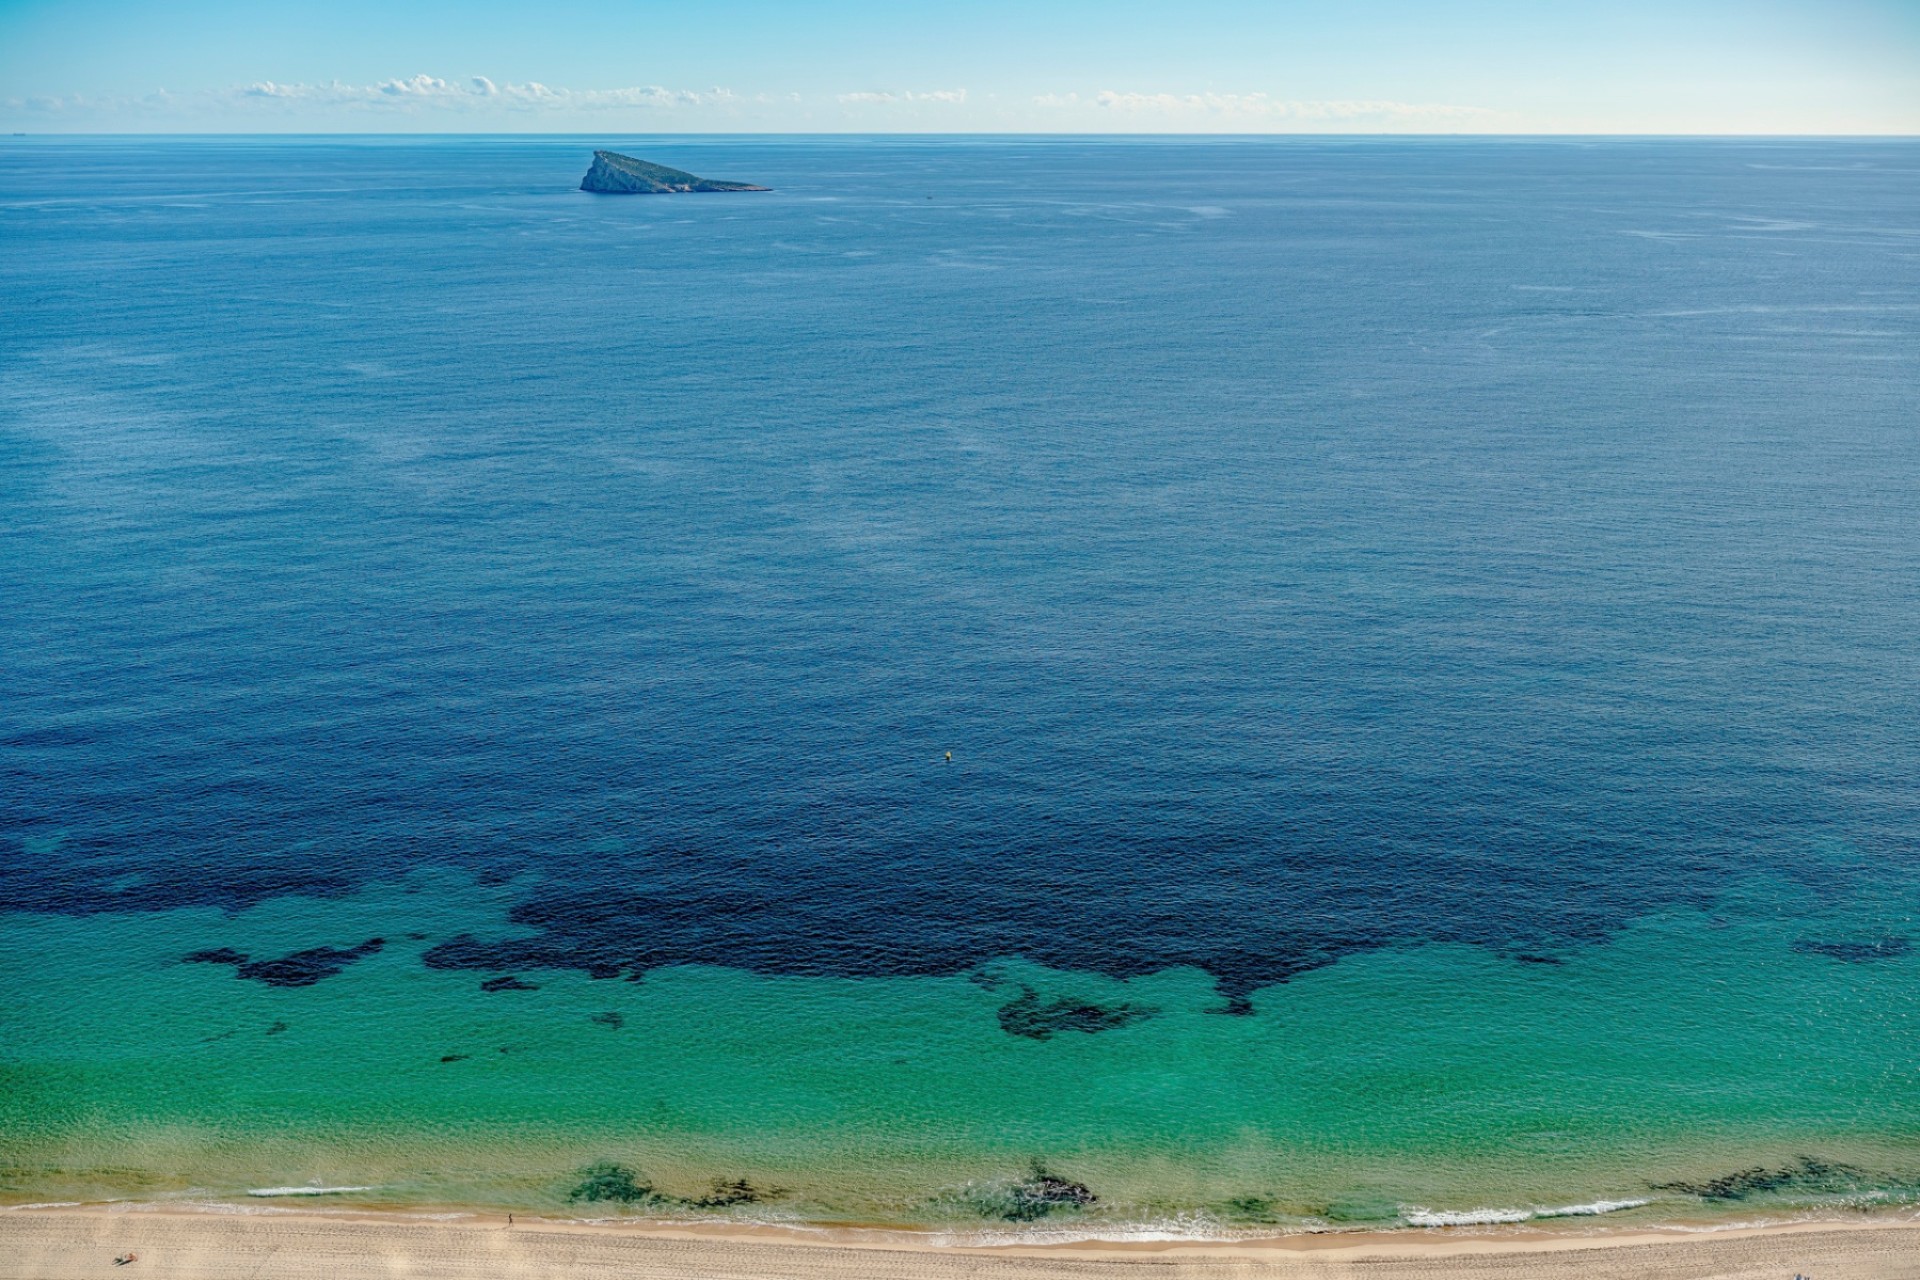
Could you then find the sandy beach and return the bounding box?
[4,1207,1918,1280]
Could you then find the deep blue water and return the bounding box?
[4,136,1918,1002]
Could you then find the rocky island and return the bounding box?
[579,150,770,194]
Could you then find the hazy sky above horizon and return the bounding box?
[2,0,1916,134]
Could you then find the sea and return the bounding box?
[2,134,1918,1236]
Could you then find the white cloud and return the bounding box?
[8,88,176,113]
[836,89,968,105]
[378,74,460,97]
[7,77,1501,131]
[177,76,741,114]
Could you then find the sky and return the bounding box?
[1,0,1916,134]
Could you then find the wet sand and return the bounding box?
[4,1207,1918,1279]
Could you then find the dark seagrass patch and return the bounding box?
[1792,937,1910,963]
[183,938,385,987]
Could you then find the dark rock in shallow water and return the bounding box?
[590,1010,624,1029]
[439,1053,469,1063]
[480,974,539,992]
[1223,1195,1283,1223]
[580,150,770,195]
[568,1162,660,1204]
[689,1177,760,1208]
[1653,1156,1873,1201]
[1793,937,1911,963]
[182,938,384,987]
[1319,1196,1403,1224]
[1001,1167,1097,1221]
[996,987,1155,1040]
[265,1020,289,1035]
[560,1164,764,1211]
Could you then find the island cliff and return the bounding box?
[579,151,770,194]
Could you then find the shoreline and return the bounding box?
[5,1201,1920,1278]
[8,1195,1920,1245]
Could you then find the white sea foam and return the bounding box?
[1403,1198,1649,1227]
[1402,1207,1533,1227]
[245,1185,374,1197]
[1536,1198,1651,1218]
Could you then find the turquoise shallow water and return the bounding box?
[3,135,1919,1231]
[3,862,1918,1230]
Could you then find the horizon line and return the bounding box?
[7,130,1919,140]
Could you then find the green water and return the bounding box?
[3,869,1917,1234]
[8,137,1920,1240]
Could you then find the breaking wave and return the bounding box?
[1402,1199,1650,1227]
